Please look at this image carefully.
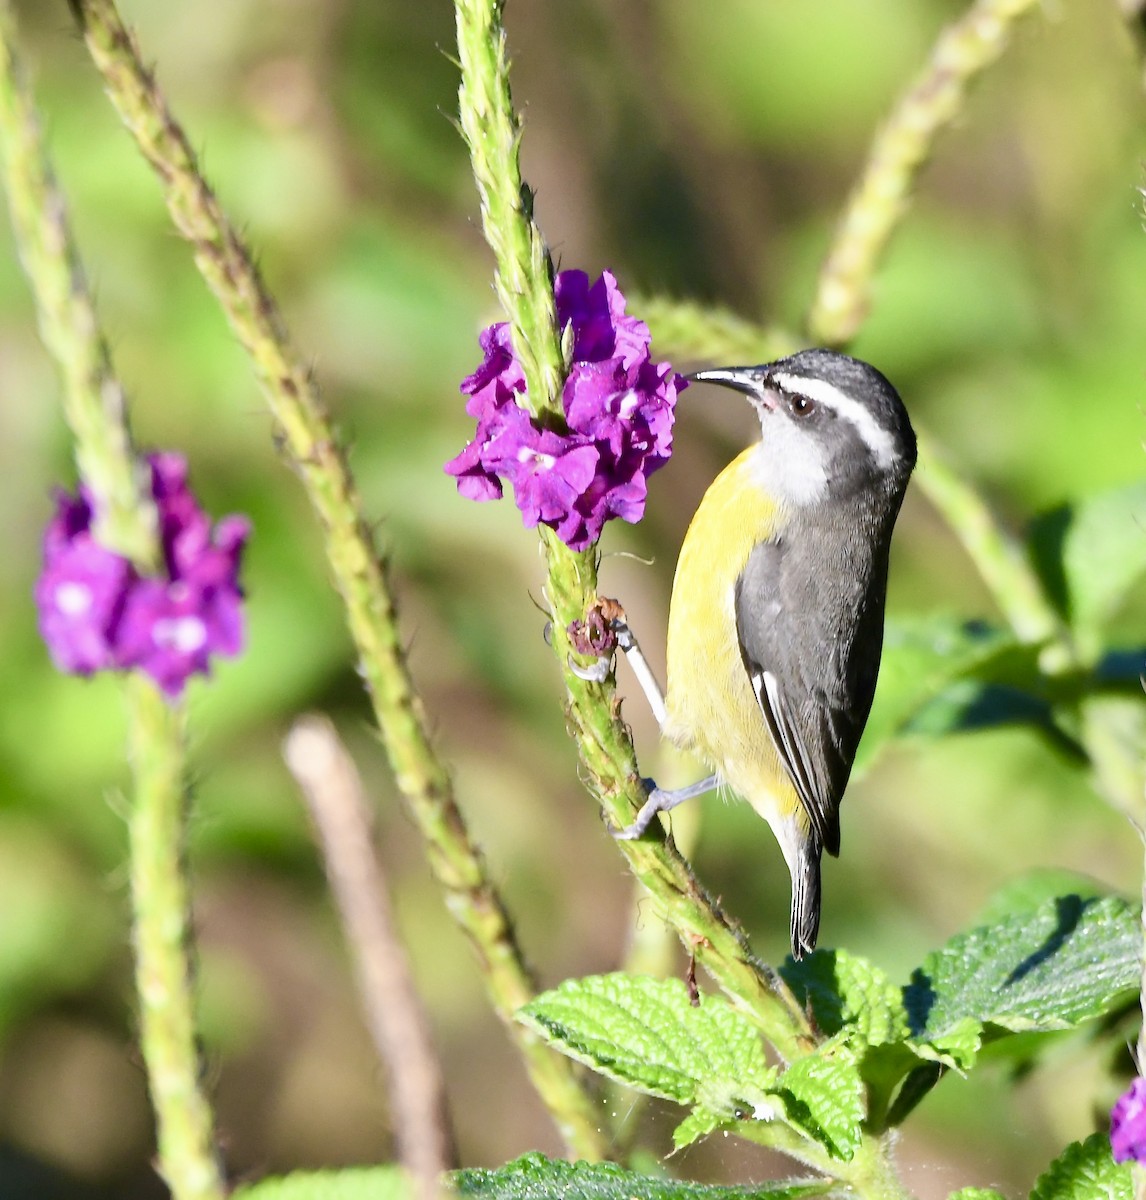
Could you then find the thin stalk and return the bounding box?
[0,11,222,1198]
[454,0,817,1064]
[455,0,563,418]
[914,432,1066,649]
[127,677,225,1200]
[0,0,155,565]
[630,296,797,367]
[285,716,455,1200]
[808,0,1041,346]
[67,0,604,1157]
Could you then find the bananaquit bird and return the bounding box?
[613,348,916,959]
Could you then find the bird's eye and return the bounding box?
[786,393,816,418]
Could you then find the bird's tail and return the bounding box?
[788,836,822,960]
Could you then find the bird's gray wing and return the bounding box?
[734,538,882,857]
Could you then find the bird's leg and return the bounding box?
[566,599,667,727]
[611,613,667,728]
[565,598,715,836]
[612,774,720,839]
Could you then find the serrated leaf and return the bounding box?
[949,1189,1008,1200]
[233,1167,408,1200]
[1029,481,1146,634]
[855,617,1023,776]
[780,949,908,1046]
[905,895,1140,1042]
[672,1107,727,1150]
[518,974,771,1108]
[453,1153,828,1200]
[776,1050,865,1161]
[911,1015,982,1071]
[1028,1131,1132,1200]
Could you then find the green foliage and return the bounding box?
[774,1048,865,1161]
[1027,1132,1132,1200]
[453,1153,829,1200]
[4,0,1146,1191]
[525,891,1140,1165]
[855,616,1027,777]
[1029,482,1146,644]
[233,1168,409,1200]
[518,974,775,1109]
[906,894,1140,1041]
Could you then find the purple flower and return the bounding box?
[1111,1077,1146,1163]
[444,269,687,551]
[36,454,250,699]
[35,492,133,676]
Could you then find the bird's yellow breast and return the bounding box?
[663,446,798,821]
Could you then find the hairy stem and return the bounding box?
[455,0,563,418]
[0,0,155,565]
[913,432,1065,649]
[127,678,226,1200]
[68,0,604,1157]
[0,11,222,1197]
[808,0,1041,345]
[454,0,819,1068]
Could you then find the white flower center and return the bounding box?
[615,388,639,419]
[152,615,208,654]
[55,581,92,616]
[517,446,555,470]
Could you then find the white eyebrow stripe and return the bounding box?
[770,371,900,469]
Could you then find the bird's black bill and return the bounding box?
[688,366,777,410]
[688,367,767,395]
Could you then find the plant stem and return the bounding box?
[455,0,563,420]
[0,11,223,1197]
[127,677,226,1200]
[0,0,156,566]
[539,532,816,1061]
[913,431,1065,648]
[454,0,818,1064]
[285,716,455,1199]
[807,0,1041,346]
[631,296,797,367]
[68,0,605,1157]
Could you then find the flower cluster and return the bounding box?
[444,270,686,550]
[36,453,250,698]
[1111,1076,1146,1164]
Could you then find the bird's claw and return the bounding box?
[610,778,660,840]
[568,653,611,683]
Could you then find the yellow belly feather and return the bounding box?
[663,447,805,836]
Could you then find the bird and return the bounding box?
[613,348,917,959]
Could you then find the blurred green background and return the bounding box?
[1,0,1145,1196]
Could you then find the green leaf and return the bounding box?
[855,617,1024,776]
[672,1108,728,1151]
[1029,481,1146,635]
[518,974,772,1108]
[780,951,970,1128]
[233,1166,409,1200]
[906,895,1140,1042]
[776,1049,865,1161]
[913,1016,982,1071]
[1028,1132,1132,1200]
[780,949,908,1046]
[949,1189,1008,1200]
[453,1153,829,1200]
